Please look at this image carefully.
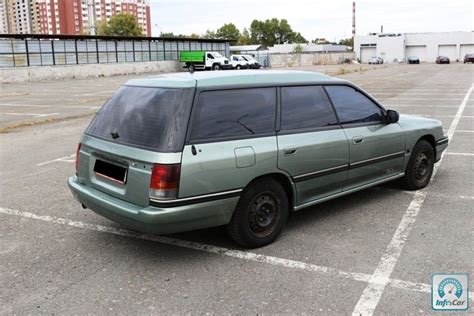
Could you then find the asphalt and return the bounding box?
[0,63,473,314]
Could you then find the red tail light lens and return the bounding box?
[75,143,81,174]
[149,164,181,199]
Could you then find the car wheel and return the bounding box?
[212,64,221,71]
[188,64,195,72]
[402,140,434,190]
[236,65,241,70]
[227,179,289,248]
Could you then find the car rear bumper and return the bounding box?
[68,176,238,234]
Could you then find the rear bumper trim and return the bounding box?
[149,189,243,208]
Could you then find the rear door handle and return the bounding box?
[283,147,297,155]
[353,136,364,144]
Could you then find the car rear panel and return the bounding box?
[77,135,182,207]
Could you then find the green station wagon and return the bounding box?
[68,70,449,248]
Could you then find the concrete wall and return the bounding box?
[355,31,474,63]
[0,60,182,83]
[270,52,355,68]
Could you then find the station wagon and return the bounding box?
[68,70,449,248]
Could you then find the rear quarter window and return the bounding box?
[86,86,194,152]
[190,88,276,141]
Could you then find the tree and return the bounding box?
[292,32,307,44]
[97,13,143,36]
[203,29,217,39]
[238,28,250,45]
[216,23,240,43]
[338,38,354,50]
[249,18,307,46]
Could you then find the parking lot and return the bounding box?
[1,63,473,314]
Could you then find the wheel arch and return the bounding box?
[418,134,436,159]
[244,172,296,211]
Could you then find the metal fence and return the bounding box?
[0,34,230,68]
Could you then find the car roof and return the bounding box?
[125,70,343,88]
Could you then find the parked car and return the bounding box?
[230,55,249,69]
[407,56,420,64]
[436,56,450,64]
[463,53,474,63]
[179,51,231,71]
[69,70,448,248]
[241,55,261,69]
[368,56,384,64]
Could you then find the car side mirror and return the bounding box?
[386,109,399,123]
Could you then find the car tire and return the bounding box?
[227,179,289,248]
[236,65,241,70]
[401,140,434,190]
[188,64,195,72]
[212,63,221,71]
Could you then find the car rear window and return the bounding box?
[86,86,194,152]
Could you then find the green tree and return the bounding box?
[203,29,217,39]
[292,32,307,44]
[238,27,250,45]
[338,38,354,50]
[215,23,240,43]
[97,13,143,36]
[292,43,304,54]
[249,18,306,46]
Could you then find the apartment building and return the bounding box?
[0,0,151,36]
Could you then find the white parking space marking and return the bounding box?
[459,195,474,200]
[352,85,473,315]
[372,92,467,96]
[445,152,474,156]
[379,98,463,101]
[454,130,474,133]
[0,103,100,109]
[37,154,76,166]
[412,115,474,118]
[75,90,116,96]
[2,206,473,301]
[385,104,474,108]
[0,112,59,118]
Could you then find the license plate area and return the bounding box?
[94,159,128,184]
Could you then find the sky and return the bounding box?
[148,0,473,42]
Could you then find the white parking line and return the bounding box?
[408,115,474,118]
[454,130,474,133]
[352,84,473,315]
[372,92,467,96]
[379,98,463,101]
[385,104,473,108]
[37,154,76,166]
[444,152,474,156]
[0,112,59,118]
[1,206,473,301]
[0,103,100,109]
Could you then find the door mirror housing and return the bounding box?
[386,109,399,123]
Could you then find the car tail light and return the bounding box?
[75,143,81,174]
[149,164,181,200]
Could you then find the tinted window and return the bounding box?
[325,86,384,124]
[86,86,193,152]
[191,88,276,140]
[281,86,338,130]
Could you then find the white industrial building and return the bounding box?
[355,31,474,63]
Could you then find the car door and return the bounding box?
[277,86,349,206]
[325,85,406,190]
[179,87,279,199]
